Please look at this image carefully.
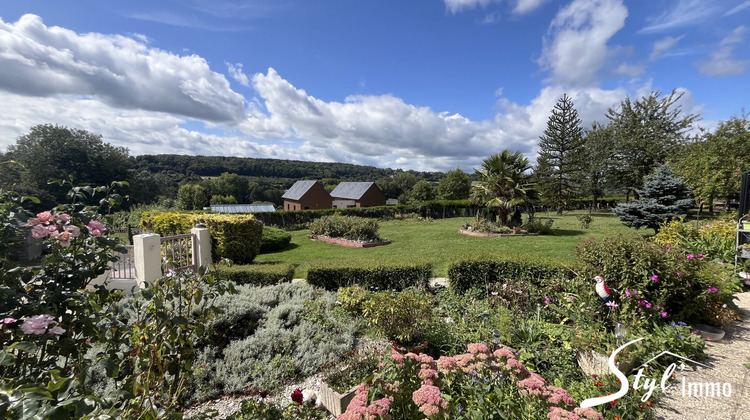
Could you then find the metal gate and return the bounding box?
[160,233,197,273]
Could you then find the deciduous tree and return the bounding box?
[437,168,471,200]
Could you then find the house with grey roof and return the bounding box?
[282,180,332,211]
[330,182,386,208]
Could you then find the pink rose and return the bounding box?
[25,218,41,227]
[64,225,81,238]
[86,220,106,237]
[31,224,49,239]
[56,231,72,246]
[56,213,70,222]
[36,211,53,222]
[21,315,56,335]
[48,326,66,335]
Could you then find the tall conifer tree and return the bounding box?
[536,94,585,214]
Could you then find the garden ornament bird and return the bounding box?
[593,275,616,303]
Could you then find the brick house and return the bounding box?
[282,181,332,211]
[330,182,386,208]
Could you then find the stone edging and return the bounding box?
[458,229,539,237]
[308,235,391,248]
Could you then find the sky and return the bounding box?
[0,0,748,172]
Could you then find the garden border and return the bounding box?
[458,229,539,237]
[308,235,391,248]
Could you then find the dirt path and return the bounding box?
[653,292,750,420]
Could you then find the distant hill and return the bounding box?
[132,154,444,181]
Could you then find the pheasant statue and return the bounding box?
[593,275,616,303]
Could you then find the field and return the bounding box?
[254,210,653,277]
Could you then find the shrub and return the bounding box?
[309,214,381,242]
[337,285,370,313]
[524,216,555,234]
[215,263,295,286]
[260,226,292,253]
[185,283,357,401]
[576,213,593,229]
[141,212,264,264]
[306,259,432,291]
[362,288,433,346]
[447,254,568,293]
[575,235,741,327]
[653,218,736,262]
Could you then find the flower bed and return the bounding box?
[308,235,391,248]
[459,229,539,237]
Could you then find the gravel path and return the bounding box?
[653,292,750,420]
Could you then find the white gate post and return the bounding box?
[133,233,161,288]
[191,226,212,268]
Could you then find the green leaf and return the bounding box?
[9,341,38,354]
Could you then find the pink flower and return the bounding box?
[625,288,631,297]
[86,220,106,237]
[687,254,695,260]
[31,224,49,239]
[606,301,618,308]
[48,326,66,335]
[651,275,659,283]
[545,295,551,305]
[25,218,41,227]
[645,301,652,308]
[567,295,575,300]
[36,211,53,222]
[707,287,718,293]
[661,312,668,318]
[56,231,72,246]
[0,318,17,330]
[56,213,70,222]
[412,385,448,417]
[21,315,56,335]
[698,253,705,258]
[467,343,490,354]
[64,225,81,238]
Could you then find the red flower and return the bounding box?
[260,391,268,399]
[291,388,303,404]
[591,374,598,379]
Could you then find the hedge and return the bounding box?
[140,212,263,264]
[260,227,292,253]
[447,254,571,293]
[215,263,295,286]
[306,259,432,291]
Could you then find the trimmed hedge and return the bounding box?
[306,260,432,291]
[215,263,295,286]
[447,254,571,292]
[140,212,263,264]
[260,227,292,253]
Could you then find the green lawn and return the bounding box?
[254,210,651,278]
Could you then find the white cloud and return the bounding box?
[649,36,682,61]
[696,26,750,77]
[444,0,501,14]
[538,0,628,87]
[640,0,722,33]
[614,63,645,77]
[512,0,549,15]
[725,1,750,16]
[226,62,251,87]
[0,14,245,123]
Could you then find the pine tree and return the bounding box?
[536,94,585,214]
[614,165,692,232]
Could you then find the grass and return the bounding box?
[254,210,652,278]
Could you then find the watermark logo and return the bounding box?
[580,337,731,408]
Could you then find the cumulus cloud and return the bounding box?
[640,0,722,33]
[538,0,628,87]
[649,36,682,61]
[696,26,750,77]
[0,14,245,123]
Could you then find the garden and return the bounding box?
[1,180,747,420]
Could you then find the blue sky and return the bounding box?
[0,0,748,171]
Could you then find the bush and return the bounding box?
[309,214,382,242]
[653,218,736,262]
[362,288,433,346]
[186,283,357,402]
[306,259,432,291]
[260,226,292,253]
[141,212,263,264]
[215,263,295,286]
[447,254,568,293]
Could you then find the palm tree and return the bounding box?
[471,150,536,226]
